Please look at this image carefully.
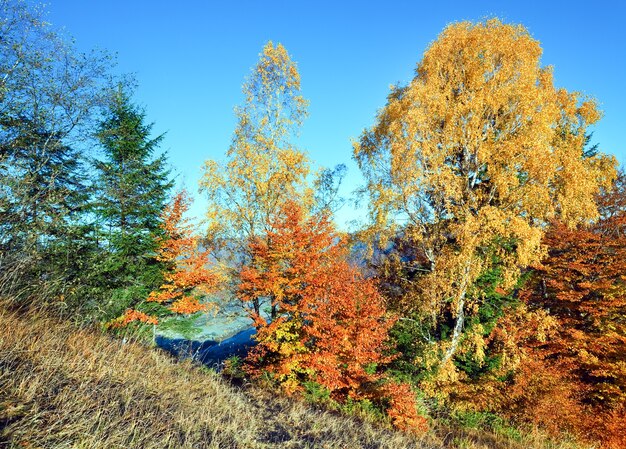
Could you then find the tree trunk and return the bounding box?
[441,292,465,365]
[441,260,471,365]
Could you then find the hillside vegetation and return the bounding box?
[1,2,624,447]
[0,304,581,449]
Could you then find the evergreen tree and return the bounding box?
[92,88,173,318]
[0,0,111,306]
[0,121,96,305]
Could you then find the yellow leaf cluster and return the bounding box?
[200,42,313,261]
[354,18,617,378]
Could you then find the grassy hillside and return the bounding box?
[0,305,583,449]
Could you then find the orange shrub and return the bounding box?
[239,201,427,432]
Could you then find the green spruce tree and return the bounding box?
[92,88,173,319]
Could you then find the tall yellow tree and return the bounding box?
[354,19,616,376]
[200,42,312,315]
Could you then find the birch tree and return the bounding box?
[354,19,616,375]
[200,42,312,313]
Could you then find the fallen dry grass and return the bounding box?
[0,304,586,449]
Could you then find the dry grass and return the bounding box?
[0,304,585,449]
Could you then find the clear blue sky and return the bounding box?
[47,0,625,229]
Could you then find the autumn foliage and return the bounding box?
[147,190,219,315]
[449,176,626,448]
[511,220,626,447]
[354,18,616,382]
[108,191,219,327]
[238,202,426,431]
[9,8,624,447]
[100,25,623,447]
[107,309,159,329]
[348,19,622,446]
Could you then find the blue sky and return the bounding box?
[47,0,625,229]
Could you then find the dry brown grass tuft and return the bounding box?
[0,304,586,449]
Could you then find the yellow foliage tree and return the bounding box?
[354,19,616,375]
[200,42,313,314]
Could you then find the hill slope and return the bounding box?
[0,306,579,449]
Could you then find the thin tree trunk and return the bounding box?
[441,260,471,365]
[442,291,465,365]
